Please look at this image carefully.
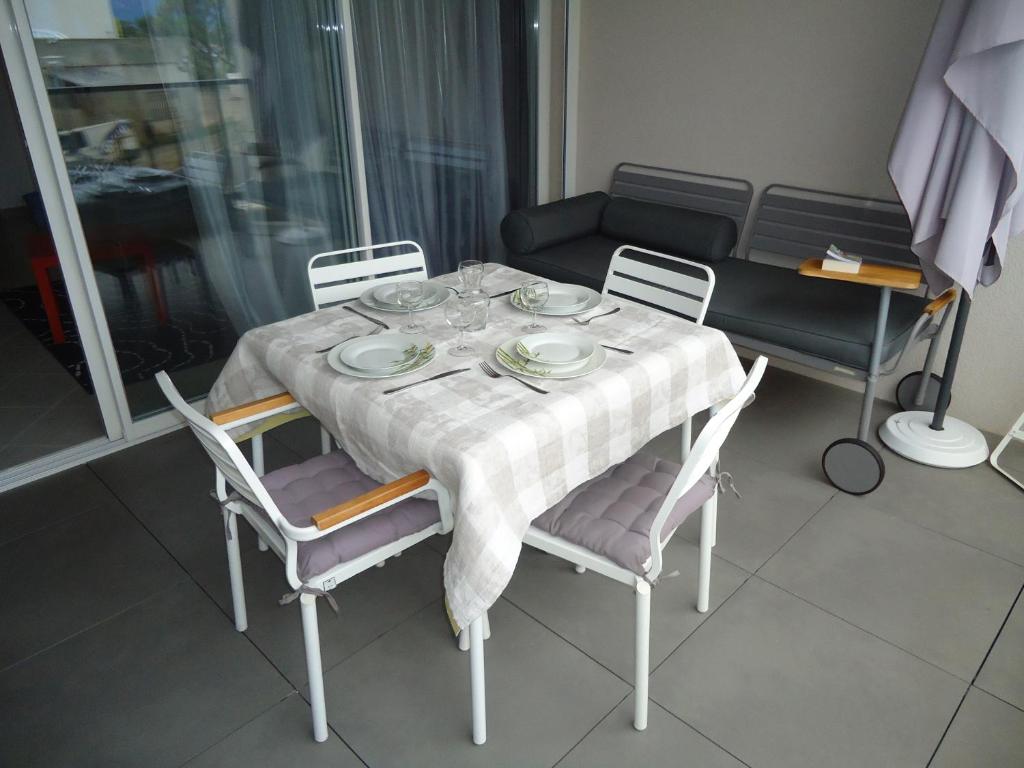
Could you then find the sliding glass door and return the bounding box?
[1,0,537,484]
[18,0,360,420]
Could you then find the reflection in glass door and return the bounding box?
[0,45,107,470]
[22,0,359,419]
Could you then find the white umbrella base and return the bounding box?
[878,411,989,468]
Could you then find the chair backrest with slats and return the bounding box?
[155,372,289,531]
[647,356,768,578]
[307,241,428,309]
[604,246,715,325]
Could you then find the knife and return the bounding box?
[344,305,390,328]
[382,368,470,395]
[489,288,516,299]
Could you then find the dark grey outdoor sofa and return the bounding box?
[500,164,957,494]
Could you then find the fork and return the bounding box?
[571,307,621,326]
[478,361,548,394]
[314,324,383,353]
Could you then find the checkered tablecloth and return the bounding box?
[207,265,746,629]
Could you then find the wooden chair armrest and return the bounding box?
[311,470,431,531]
[798,258,922,290]
[210,392,298,425]
[924,288,957,316]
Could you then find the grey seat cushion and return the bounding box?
[707,259,928,371]
[260,452,440,580]
[508,234,626,292]
[532,452,716,576]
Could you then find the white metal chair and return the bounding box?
[306,240,429,454]
[604,245,716,325]
[522,356,767,731]
[154,372,485,744]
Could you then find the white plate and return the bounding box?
[515,331,595,366]
[543,284,590,311]
[495,336,606,379]
[340,333,431,372]
[328,334,436,379]
[360,281,451,313]
[512,285,602,316]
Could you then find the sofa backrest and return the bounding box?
[610,162,754,240]
[501,191,609,254]
[599,197,737,263]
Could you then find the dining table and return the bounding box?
[206,264,746,634]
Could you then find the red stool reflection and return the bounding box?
[29,234,168,343]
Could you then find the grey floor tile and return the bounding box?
[0,465,113,546]
[723,365,892,478]
[505,543,748,681]
[197,540,446,686]
[650,578,965,768]
[89,430,259,574]
[0,582,293,768]
[976,590,1024,710]
[558,698,745,768]
[759,496,1024,679]
[183,693,364,767]
[675,448,835,572]
[323,598,628,768]
[847,451,1024,566]
[8,394,105,448]
[0,406,47,449]
[0,503,186,670]
[0,370,80,409]
[931,687,1024,768]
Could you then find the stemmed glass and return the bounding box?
[397,280,425,334]
[458,260,484,292]
[445,294,477,357]
[520,280,549,332]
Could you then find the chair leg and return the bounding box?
[482,610,491,641]
[470,616,487,745]
[320,426,332,456]
[300,593,329,743]
[634,580,651,731]
[681,418,692,463]
[698,496,714,614]
[223,510,247,632]
[459,612,489,650]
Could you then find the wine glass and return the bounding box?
[445,295,476,357]
[397,280,425,333]
[520,280,549,331]
[458,260,484,292]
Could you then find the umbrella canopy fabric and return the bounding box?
[889,0,1024,295]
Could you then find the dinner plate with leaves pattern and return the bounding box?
[495,335,606,379]
[328,333,436,378]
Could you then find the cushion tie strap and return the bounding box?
[279,586,340,616]
[713,470,741,499]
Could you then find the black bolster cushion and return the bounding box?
[501,191,611,254]
[599,197,737,263]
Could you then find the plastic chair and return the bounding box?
[154,372,485,744]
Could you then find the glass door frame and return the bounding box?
[0,0,191,489]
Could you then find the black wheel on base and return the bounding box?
[895,371,948,412]
[822,438,885,495]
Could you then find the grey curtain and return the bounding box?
[351,0,511,275]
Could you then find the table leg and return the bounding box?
[470,616,486,745]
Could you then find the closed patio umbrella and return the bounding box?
[879,0,1024,467]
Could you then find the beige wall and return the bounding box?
[571,0,1023,436]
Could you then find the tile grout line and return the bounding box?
[753,574,976,684]
[85,463,299,686]
[649,700,754,768]
[921,580,1024,768]
[0,580,185,677]
[549,691,630,768]
[87,459,374,766]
